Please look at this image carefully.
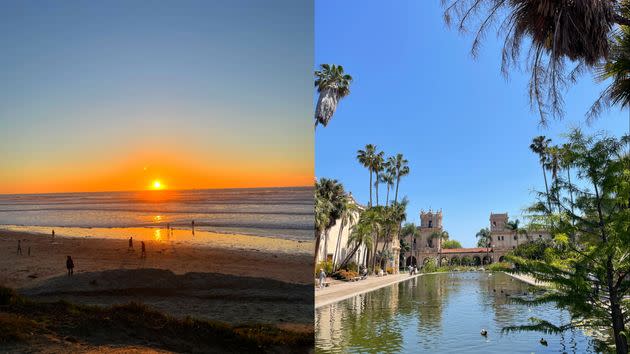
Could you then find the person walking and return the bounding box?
[140,241,146,259]
[191,220,195,235]
[318,269,326,289]
[128,237,133,251]
[51,229,55,241]
[17,240,22,255]
[66,256,74,276]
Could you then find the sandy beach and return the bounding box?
[0,229,314,327]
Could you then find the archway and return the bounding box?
[482,255,492,265]
[439,256,449,266]
[498,256,505,262]
[450,256,460,266]
[473,256,482,266]
[405,256,417,267]
[461,256,472,266]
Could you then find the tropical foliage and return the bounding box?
[441,240,462,249]
[442,0,630,124]
[314,64,352,128]
[503,130,630,354]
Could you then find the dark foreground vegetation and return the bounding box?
[0,286,313,353]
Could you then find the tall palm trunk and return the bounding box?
[369,170,373,207]
[541,164,552,212]
[314,231,323,265]
[394,175,400,204]
[332,219,346,270]
[375,181,379,206]
[385,185,390,206]
[338,242,361,270]
[322,229,330,265]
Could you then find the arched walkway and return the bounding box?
[406,256,417,267]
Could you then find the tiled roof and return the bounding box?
[440,247,492,254]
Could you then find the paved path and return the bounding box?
[315,273,421,309]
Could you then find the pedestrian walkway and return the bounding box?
[315,272,421,309]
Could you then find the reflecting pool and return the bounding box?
[315,272,595,353]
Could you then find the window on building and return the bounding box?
[513,235,517,240]
[428,220,432,228]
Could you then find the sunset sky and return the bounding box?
[0,1,313,194]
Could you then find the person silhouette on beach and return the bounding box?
[51,229,55,241]
[191,220,195,235]
[17,240,22,255]
[66,256,74,276]
[128,237,133,251]
[140,241,146,258]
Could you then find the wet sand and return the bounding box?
[0,230,314,327]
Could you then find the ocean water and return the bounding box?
[0,187,314,241]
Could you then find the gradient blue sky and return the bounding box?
[315,1,628,247]
[0,0,313,193]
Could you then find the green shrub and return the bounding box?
[422,258,438,273]
[488,262,511,271]
[346,261,358,272]
[314,260,333,276]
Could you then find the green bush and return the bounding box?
[422,258,438,273]
[346,261,358,272]
[488,262,511,271]
[314,260,333,276]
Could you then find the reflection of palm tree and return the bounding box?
[314,64,352,128]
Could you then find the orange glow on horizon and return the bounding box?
[0,146,314,194]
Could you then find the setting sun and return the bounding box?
[151,180,164,190]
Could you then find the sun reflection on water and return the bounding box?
[154,228,162,241]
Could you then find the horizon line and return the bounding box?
[0,184,315,197]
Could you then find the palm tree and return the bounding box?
[530,136,553,212]
[379,167,395,207]
[391,153,410,204]
[505,219,527,247]
[332,195,360,271]
[443,1,629,125]
[546,145,563,212]
[372,151,385,206]
[338,215,374,270]
[560,143,576,223]
[400,222,418,266]
[314,64,352,128]
[357,144,377,207]
[589,5,630,121]
[430,230,449,250]
[314,178,345,264]
[475,227,492,248]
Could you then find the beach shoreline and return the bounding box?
[1,229,313,288]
